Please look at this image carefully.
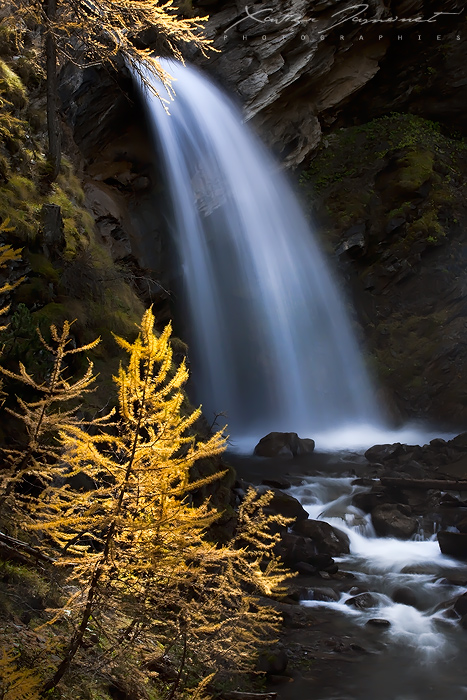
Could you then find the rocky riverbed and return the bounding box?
[229,433,467,700]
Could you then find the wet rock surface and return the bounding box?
[293,519,350,556]
[371,503,418,539]
[189,1,465,170]
[231,443,467,700]
[254,432,315,458]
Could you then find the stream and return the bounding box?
[289,474,467,699]
[232,452,467,699]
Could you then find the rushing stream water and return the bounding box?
[288,474,467,700]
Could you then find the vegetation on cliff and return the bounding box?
[9,0,212,179]
[300,113,467,424]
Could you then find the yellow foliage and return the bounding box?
[0,218,22,330]
[10,0,214,105]
[0,320,100,529]
[17,308,290,693]
[0,648,41,700]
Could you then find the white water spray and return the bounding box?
[135,59,385,441]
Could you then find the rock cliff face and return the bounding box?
[59,0,467,429]
[189,0,465,166]
[300,114,467,426]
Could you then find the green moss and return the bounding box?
[409,208,445,242]
[393,148,434,193]
[0,175,41,240]
[26,252,61,282]
[15,278,53,306]
[32,302,69,332]
[0,57,27,107]
[48,184,95,255]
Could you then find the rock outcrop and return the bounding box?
[254,431,315,458]
[189,1,465,166]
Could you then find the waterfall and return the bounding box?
[134,59,385,448]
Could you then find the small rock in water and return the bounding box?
[454,592,467,617]
[392,586,418,608]
[254,432,315,458]
[311,587,340,602]
[438,531,467,559]
[345,592,378,610]
[366,618,391,627]
[318,571,332,580]
[371,503,418,539]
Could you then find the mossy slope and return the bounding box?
[301,113,467,426]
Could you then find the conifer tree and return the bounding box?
[24,308,290,694]
[8,1,212,179]
[33,308,226,691]
[0,321,100,532]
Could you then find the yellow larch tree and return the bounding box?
[0,321,100,533]
[26,308,290,695]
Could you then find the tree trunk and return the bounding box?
[44,0,61,181]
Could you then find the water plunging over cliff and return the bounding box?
[136,59,385,447]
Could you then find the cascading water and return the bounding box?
[286,475,467,700]
[135,59,385,447]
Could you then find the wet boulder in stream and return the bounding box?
[437,530,467,559]
[371,503,418,539]
[293,519,350,556]
[256,485,309,523]
[254,432,315,458]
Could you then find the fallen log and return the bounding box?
[380,477,467,491]
[0,541,32,566]
[0,531,55,564]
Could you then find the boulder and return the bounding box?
[275,532,317,567]
[295,562,318,576]
[345,592,378,610]
[293,519,350,556]
[371,504,418,539]
[254,432,315,459]
[256,648,288,675]
[257,486,309,522]
[453,592,467,617]
[392,586,418,608]
[364,443,406,464]
[367,618,391,627]
[438,531,467,559]
[311,587,340,602]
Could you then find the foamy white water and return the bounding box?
[134,59,386,440]
[229,423,455,454]
[292,475,467,669]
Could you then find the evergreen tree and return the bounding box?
[0,321,100,533]
[19,308,289,694]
